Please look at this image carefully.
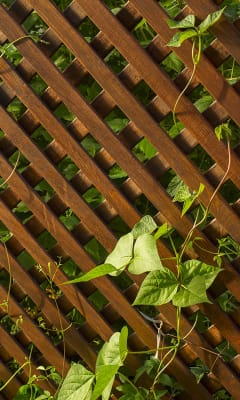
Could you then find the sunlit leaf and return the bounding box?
[198,8,225,34]
[173,275,211,307]
[133,268,178,305]
[105,233,134,275]
[57,364,94,400]
[62,264,117,285]
[128,234,163,274]
[132,215,157,239]
[167,14,196,29]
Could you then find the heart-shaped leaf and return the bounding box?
[198,8,225,34]
[172,275,211,307]
[128,234,163,274]
[133,268,178,305]
[105,233,134,275]
[57,364,94,400]
[180,260,222,289]
[132,215,157,239]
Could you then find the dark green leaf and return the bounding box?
[133,268,178,305]
[128,234,163,274]
[167,29,197,47]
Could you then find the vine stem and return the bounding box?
[179,135,231,261]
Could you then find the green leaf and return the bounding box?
[105,233,134,275]
[167,15,196,29]
[154,223,173,240]
[91,365,118,400]
[167,29,197,47]
[57,364,94,400]
[173,275,211,307]
[181,183,205,216]
[132,215,157,239]
[119,326,128,362]
[198,8,225,34]
[167,176,191,202]
[128,234,163,274]
[133,268,178,305]
[181,259,222,289]
[93,331,125,400]
[62,264,117,285]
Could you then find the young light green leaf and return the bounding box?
[62,264,117,285]
[172,275,211,307]
[132,215,157,239]
[133,268,178,305]
[91,365,118,400]
[167,14,196,29]
[94,331,125,400]
[105,233,134,275]
[119,326,128,362]
[167,29,197,47]
[180,259,222,289]
[57,364,94,400]
[198,8,225,34]
[154,223,173,240]
[128,233,163,274]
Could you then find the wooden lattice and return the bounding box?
[0,1,240,399]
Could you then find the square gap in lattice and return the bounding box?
[219,56,240,86]
[187,84,214,114]
[82,186,105,209]
[61,258,81,280]
[132,80,156,106]
[1,0,15,8]
[52,0,72,12]
[104,106,129,134]
[157,1,186,18]
[66,307,86,329]
[51,43,75,72]
[108,163,128,185]
[134,193,157,216]
[31,126,53,150]
[57,155,79,181]
[108,215,130,238]
[188,144,215,173]
[12,201,33,225]
[17,249,36,271]
[160,112,184,138]
[54,102,76,126]
[217,290,240,313]
[84,237,108,263]
[0,40,23,66]
[37,230,57,252]
[160,52,185,80]
[29,74,48,96]
[77,74,102,103]
[81,134,102,157]
[22,10,48,37]
[104,48,128,74]
[7,97,27,121]
[59,209,80,231]
[132,18,157,48]
[132,137,158,163]
[0,221,12,243]
[34,179,55,203]
[103,0,128,15]
[78,16,100,43]
[219,179,240,205]
[8,150,30,174]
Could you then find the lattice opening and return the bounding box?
[17,250,36,271]
[7,97,27,121]
[78,74,102,103]
[52,0,72,12]
[81,134,102,157]
[217,290,240,313]
[188,85,214,113]
[132,18,157,48]
[31,126,53,150]
[37,230,57,251]
[0,41,23,66]
[61,258,81,279]
[108,215,130,238]
[103,0,128,15]
[1,0,15,8]
[34,179,55,203]
[132,80,156,105]
[104,48,128,74]
[88,290,108,312]
[82,186,104,209]
[78,16,100,43]
[157,0,186,18]
[219,179,240,205]
[0,222,12,243]
[160,112,184,138]
[132,137,158,163]
[215,340,238,363]
[54,102,76,126]
[51,44,75,72]
[22,11,48,37]
[12,201,33,225]
[84,237,107,263]
[188,310,211,334]
[66,307,86,328]
[59,209,80,231]
[104,106,129,133]
[134,193,157,216]
[29,74,48,96]
[57,156,79,180]
[161,52,185,80]
[188,144,215,173]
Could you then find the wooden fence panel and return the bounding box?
[0,0,240,398]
